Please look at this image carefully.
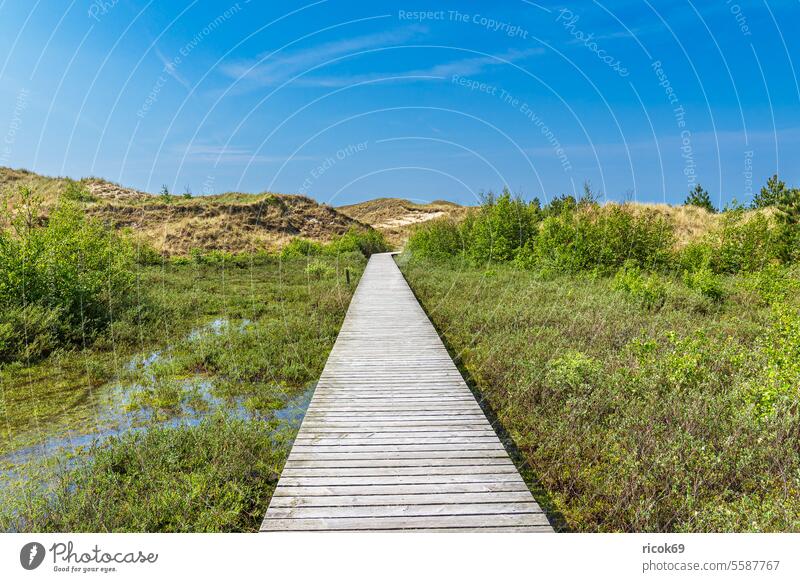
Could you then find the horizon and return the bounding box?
[1,1,799,208]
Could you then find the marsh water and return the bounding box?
[0,318,314,487]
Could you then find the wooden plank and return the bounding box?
[267,491,534,507]
[271,483,533,497]
[260,253,552,532]
[284,458,515,469]
[266,502,544,519]
[263,513,551,531]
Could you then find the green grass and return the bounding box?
[0,253,364,455]
[4,415,292,532]
[400,256,800,532]
[1,252,365,532]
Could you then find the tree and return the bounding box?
[776,188,800,225]
[684,183,716,213]
[182,185,192,199]
[752,174,788,209]
[579,180,601,207]
[159,184,172,203]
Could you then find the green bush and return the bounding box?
[133,241,164,266]
[544,350,603,403]
[406,218,464,260]
[747,304,800,417]
[0,190,135,356]
[324,227,389,258]
[683,266,724,302]
[280,238,323,258]
[532,205,674,273]
[613,262,667,310]
[709,211,781,273]
[741,264,800,306]
[62,179,95,203]
[305,260,333,279]
[465,190,540,264]
[0,304,64,363]
[406,195,674,274]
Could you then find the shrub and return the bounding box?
[747,304,800,417]
[544,350,603,403]
[406,218,464,260]
[0,304,64,363]
[324,227,389,258]
[0,189,136,359]
[532,205,674,273]
[613,262,666,310]
[281,238,323,258]
[683,265,724,302]
[466,190,540,264]
[678,241,714,273]
[709,211,780,273]
[62,179,95,203]
[133,241,164,266]
[741,264,800,306]
[680,210,791,274]
[305,260,333,279]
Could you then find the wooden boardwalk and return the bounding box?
[260,253,552,532]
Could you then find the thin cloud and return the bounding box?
[181,144,314,164]
[258,47,545,88]
[155,46,192,91]
[220,27,424,85]
[220,27,543,88]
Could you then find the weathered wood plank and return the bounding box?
[260,253,552,532]
[263,513,551,531]
[267,491,534,507]
[266,502,545,519]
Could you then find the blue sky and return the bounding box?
[0,0,798,207]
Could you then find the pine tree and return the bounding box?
[684,183,716,213]
[753,174,787,209]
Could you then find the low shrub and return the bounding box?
[613,262,667,310]
[324,227,389,257]
[0,304,64,363]
[305,260,333,279]
[740,264,800,306]
[280,238,323,258]
[61,179,96,203]
[406,218,464,260]
[683,266,724,302]
[531,205,674,273]
[0,189,136,358]
[747,303,800,417]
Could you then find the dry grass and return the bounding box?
[1,166,369,255]
[3,166,773,255]
[339,197,471,247]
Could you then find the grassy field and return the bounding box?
[1,249,368,532]
[400,257,800,532]
[399,184,800,532]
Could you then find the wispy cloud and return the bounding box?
[181,144,313,164]
[220,27,423,86]
[292,47,544,87]
[154,46,192,90]
[220,27,543,89]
